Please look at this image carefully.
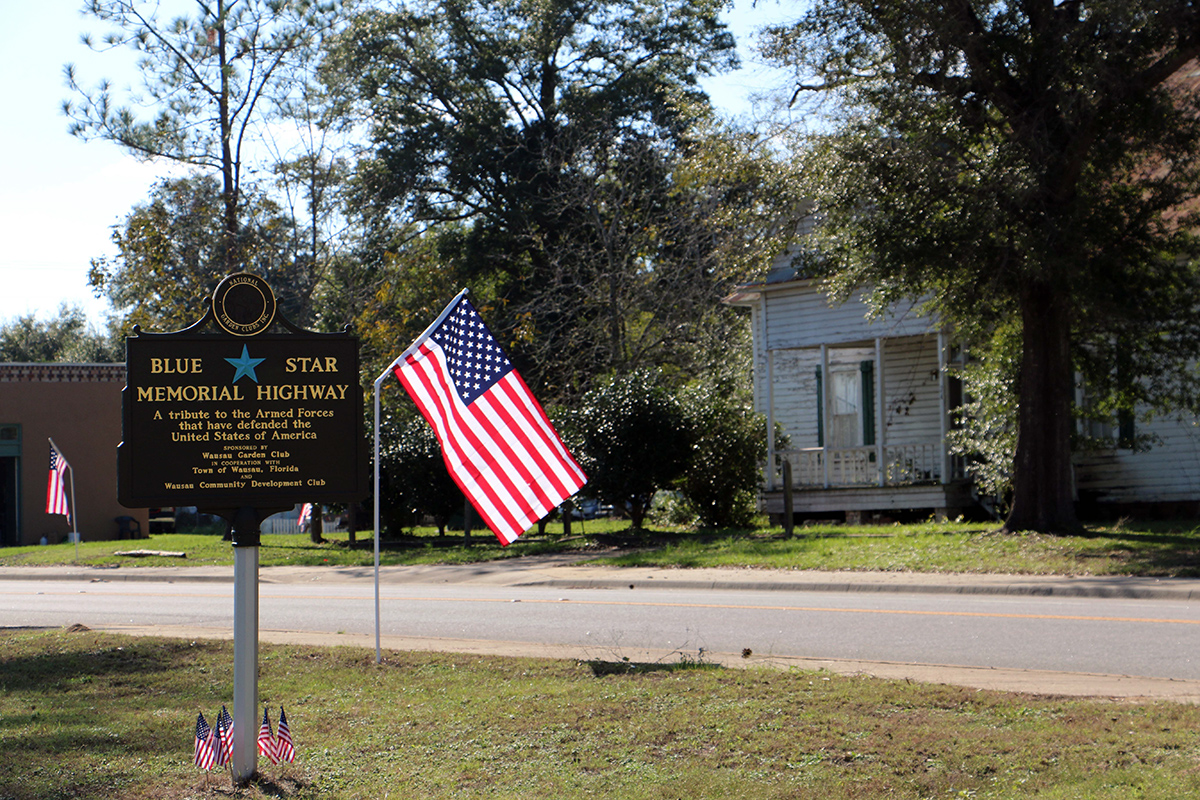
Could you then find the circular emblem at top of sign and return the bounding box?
[212,273,277,336]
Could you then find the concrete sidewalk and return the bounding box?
[3,556,1200,600]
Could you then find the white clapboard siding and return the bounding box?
[1075,414,1200,503]
[747,303,769,415]
[880,335,943,446]
[768,347,821,447]
[763,282,936,350]
[768,346,881,447]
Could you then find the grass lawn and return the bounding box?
[4,628,1200,799]
[3,518,1200,577]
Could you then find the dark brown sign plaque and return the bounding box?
[118,274,368,518]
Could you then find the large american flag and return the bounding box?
[46,441,70,520]
[392,292,587,545]
[194,712,216,770]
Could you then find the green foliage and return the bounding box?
[379,411,463,536]
[947,322,1021,507]
[89,174,313,334]
[324,0,736,230]
[0,305,121,363]
[677,378,767,528]
[574,369,692,528]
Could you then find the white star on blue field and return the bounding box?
[225,345,266,383]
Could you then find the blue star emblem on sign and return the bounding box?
[225,345,266,383]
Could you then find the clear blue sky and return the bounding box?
[0,1,796,329]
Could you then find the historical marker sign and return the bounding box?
[118,274,368,511]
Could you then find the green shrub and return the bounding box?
[574,369,691,528]
[678,379,765,528]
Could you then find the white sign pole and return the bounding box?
[373,371,385,664]
[231,512,260,783]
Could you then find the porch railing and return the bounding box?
[772,443,963,488]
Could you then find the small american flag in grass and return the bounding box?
[258,707,279,764]
[276,707,296,763]
[215,706,234,766]
[193,712,216,770]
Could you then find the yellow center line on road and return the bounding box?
[9,588,1200,626]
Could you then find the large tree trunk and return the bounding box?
[309,503,324,544]
[1005,281,1079,533]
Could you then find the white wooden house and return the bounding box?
[727,251,1200,522]
[725,250,975,521]
[1074,415,1200,517]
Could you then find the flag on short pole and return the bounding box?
[276,707,296,763]
[193,712,216,770]
[258,706,279,764]
[216,706,234,766]
[298,503,312,531]
[390,293,587,545]
[46,441,70,520]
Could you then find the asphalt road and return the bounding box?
[4,560,1200,700]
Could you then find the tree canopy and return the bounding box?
[766,0,1200,532]
[0,305,121,363]
[322,0,757,398]
[88,174,313,333]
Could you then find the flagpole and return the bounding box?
[372,369,383,665]
[68,462,78,561]
[371,288,468,665]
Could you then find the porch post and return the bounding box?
[766,349,776,491]
[820,343,830,488]
[876,337,885,487]
[937,332,949,484]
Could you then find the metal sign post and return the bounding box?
[230,507,260,782]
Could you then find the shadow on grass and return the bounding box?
[0,628,185,694]
[244,773,314,798]
[587,658,724,677]
[0,631,227,800]
[1069,527,1200,576]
